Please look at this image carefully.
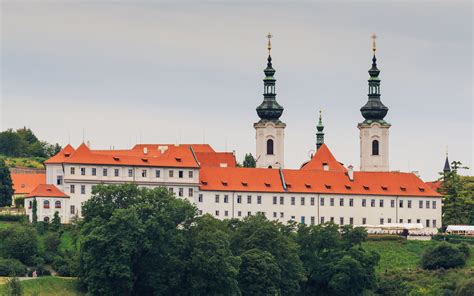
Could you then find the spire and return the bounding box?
[316,109,325,150]
[443,149,451,174]
[360,33,389,123]
[256,33,284,122]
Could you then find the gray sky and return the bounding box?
[1,1,472,181]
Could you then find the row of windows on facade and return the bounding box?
[30,204,77,216]
[63,167,194,181]
[69,184,195,198]
[199,194,437,209]
[207,210,437,228]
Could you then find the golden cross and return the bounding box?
[267,32,273,53]
[371,33,377,53]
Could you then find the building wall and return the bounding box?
[25,197,70,223]
[359,122,390,171]
[255,121,285,168]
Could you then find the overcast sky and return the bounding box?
[1,1,472,180]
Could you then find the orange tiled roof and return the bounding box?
[11,173,46,195]
[301,144,347,172]
[26,184,68,198]
[195,152,237,168]
[199,167,441,197]
[426,180,442,192]
[45,143,201,168]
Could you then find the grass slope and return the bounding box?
[0,155,45,169]
[0,277,84,296]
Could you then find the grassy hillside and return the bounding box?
[0,277,84,296]
[0,155,45,169]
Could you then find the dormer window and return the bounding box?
[285,183,291,188]
[264,182,271,187]
[363,185,370,190]
[400,186,407,191]
[241,182,248,187]
[142,158,148,162]
[323,163,329,171]
[113,156,120,161]
[64,152,71,157]
[201,181,208,185]
[304,183,311,189]
[221,181,228,186]
[345,185,351,190]
[381,186,388,191]
[175,157,182,162]
[325,184,331,189]
[418,187,425,192]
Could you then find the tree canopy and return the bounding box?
[242,153,256,168]
[0,159,14,207]
[0,127,61,158]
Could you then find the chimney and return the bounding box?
[348,165,354,181]
[143,147,148,155]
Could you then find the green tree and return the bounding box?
[238,249,281,296]
[16,127,39,145]
[51,211,61,232]
[439,162,474,226]
[242,153,256,168]
[0,158,14,206]
[421,242,467,270]
[0,129,26,156]
[0,226,39,265]
[5,276,23,296]
[32,197,38,224]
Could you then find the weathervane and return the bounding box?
[371,33,377,54]
[267,32,273,55]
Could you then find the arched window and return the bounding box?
[44,216,50,223]
[55,201,61,209]
[267,139,274,155]
[372,140,379,156]
[43,200,50,209]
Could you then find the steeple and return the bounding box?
[443,149,451,174]
[316,110,325,150]
[360,33,389,123]
[256,33,284,122]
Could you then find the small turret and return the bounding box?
[316,110,325,150]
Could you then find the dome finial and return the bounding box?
[267,32,273,55]
[371,32,377,54]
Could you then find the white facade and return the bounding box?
[254,121,286,169]
[25,197,70,223]
[196,190,442,230]
[358,121,390,171]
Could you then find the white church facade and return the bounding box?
[24,36,442,230]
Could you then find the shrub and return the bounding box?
[0,226,39,265]
[0,258,27,276]
[52,252,79,276]
[457,243,470,259]
[4,276,23,296]
[367,235,405,242]
[43,232,61,253]
[0,215,28,222]
[421,242,466,270]
[433,234,474,245]
[455,278,474,296]
[14,197,25,208]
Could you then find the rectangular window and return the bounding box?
[141,170,146,177]
[199,210,203,215]
[301,216,306,224]
[103,168,108,176]
[273,196,277,205]
[178,171,183,178]
[320,197,325,206]
[81,185,86,194]
[311,216,315,225]
[339,198,344,206]
[169,170,174,178]
[155,170,161,178]
[169,188,174,194]
[238,211,242,217]
[198,194,203,202]
[188,188,193,197]
[215,210,219,216]
[247,195,252,204]
[362,218,367,225]
[291,216,296,220]
[426,200,430,209]
[340,217,344,225]
[215,195,220,203]
[81,168,86,175]
[224,195,229,203]
[330,217,334,223]
[379,200,384,207]
[70,185,75,194]
[433,220,437,227]
[257,196,262,204]
[70,205,75,215]
[301,197,305,206]
[291,197,295,205]
[371,199,375,207]
[388,218,392,223]
[320,216,325,224]
[399,200,403,208]
[247,211,251,217]
[92,168,97,176]
[310,197,315,206]
[380,218,384,225]
[349,217,354,225]
[128,169,133,177]
[56,176,63,185]
[391,200,395,208]
[399,219,403,223]
[362,199,366,207]
[70,167,75,175]
[114,169,119,177]
[273,212,277,218]
[237,195,242,204]
[408,219,412,223]
[408,200,412,208]
[178,188,184,197]
[330,198,334,206]
[349,199,354,207]
[426,219,430,227]
[417,219,421,223]
[188,171,193,178]
[280,196,284,205]
[419,200,423,208]
[432,201,437,209]
[225,210,229,217]
[280,212,284,218]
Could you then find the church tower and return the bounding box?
[254,33,286,169]
[358,34,391,172]
[316,110,325,150]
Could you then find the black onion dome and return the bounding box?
[256,55,284,121]
[360,54,389,122]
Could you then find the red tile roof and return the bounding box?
[195,152,237,168]
[199,167,441,197]
[11,173,46,195]
[45,143,201,168]
[26,184,69,198]
[301,144,347,172]
[426,180,442,192]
